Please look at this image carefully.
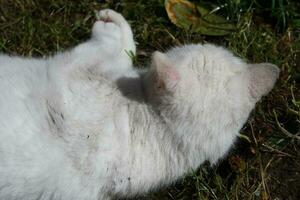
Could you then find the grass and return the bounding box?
[0,0,299,199]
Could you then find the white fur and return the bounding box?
[0,9,279,200]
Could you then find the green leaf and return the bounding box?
[165,0,236,36]
[165,0,198,30]
[195,5,236,35]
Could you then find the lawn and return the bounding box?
[0,0,299,199]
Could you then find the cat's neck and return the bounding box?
[122,100,206,193]
[119,102,185,193]
[128,99,238,171]
[153,104,209,165]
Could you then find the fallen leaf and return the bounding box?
[165,0,236,36]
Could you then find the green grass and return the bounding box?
[0,0,299,199]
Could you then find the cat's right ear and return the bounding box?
[152,51,180,92]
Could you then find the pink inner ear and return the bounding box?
[159,66,180,90]
[153,51,180,90]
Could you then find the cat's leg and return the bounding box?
[92,9,136,56]
[65,9,136,79]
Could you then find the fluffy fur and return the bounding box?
[0,9,279,200]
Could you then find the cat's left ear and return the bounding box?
[152,51,180,92]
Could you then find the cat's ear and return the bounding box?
[248,63,279,100]
[152,51,180,92]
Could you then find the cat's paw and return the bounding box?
[93,9,136,55]
[98,9,127,27]
[92,20,121,42]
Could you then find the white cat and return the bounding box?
[0,9,279,200]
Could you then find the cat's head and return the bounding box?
[143,44,279,130]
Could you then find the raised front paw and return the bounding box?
[98,9,127,27]
[92,9,136,55]
[92,18,121,42]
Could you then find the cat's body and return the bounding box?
[0,9,279,200]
